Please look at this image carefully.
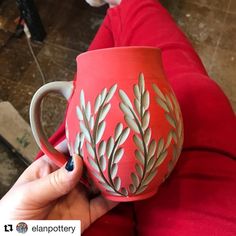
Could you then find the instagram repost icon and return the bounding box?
[16,222,28,234]
[4,224,13,232]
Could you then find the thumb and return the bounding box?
[27,155,83,205]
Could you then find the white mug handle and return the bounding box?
[30,81,74,167]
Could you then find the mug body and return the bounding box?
[65,47,183,201]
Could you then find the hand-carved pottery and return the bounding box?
[30,47,183,202]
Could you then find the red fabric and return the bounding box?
[38,0,236,235]
[135,150,236,236]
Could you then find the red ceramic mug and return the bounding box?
[30,47,183,202]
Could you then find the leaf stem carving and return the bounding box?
[128,107,148,193]
[81,107,117,193]
[152,86,183,176]
[77,85,128,196]
[119,73,159,195]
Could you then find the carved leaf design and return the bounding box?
[135,163,143,177]
[80,133,85,148]
[156,98,169,112]
[178,123,182,139]
[147,156,155,172]
[74,133,80,154]
[125,116,140,133]
[119,90,133,108]
[114,176,121,190]
[131,172,140,188]
[165,131,173,149]
[76,106,83,121]
[135,150,145,164]
[88,157,99,172]
[96,121,106,144]
[135,185,148,195]
[99,155,106,171]
[103,183,116,192]
[114,123,123,141]
[86,142,95,158]
[80,90,85,108]
[133,135,144,153]
[94,94,101,114]
[172,130,178,143]
[91,170,105,184]
[134,84,141,99]
[106,137,114,158]
[85,102,91,120]
[114,148,124,164]
[129,184,135,193]
[80,122,91,142]
[105,84,117,103]
[101,88,107,103]
[156,138,164,158]
[98,141,106,157]
[111,163,118,179]
[76,84,130,197]
[89,116,94,130]
[76,76,183,197]
[121,187,128,196]
[142,111,150,130]
[74,133,84,155]
[173,146,177,159]
[119,128,130,145]
[152,84,166,101]
[142,90,150,111]
[143,170,157,186]
[134,98,141,115]
[156,150,168,167]
[144,128,151,144]
[165,113,176,128]
[106,190,121,196]
[99,103,111,122]
[138,73,145,94]
[120,103,134,118]
[165,94,173,111]
[147,140,157,160]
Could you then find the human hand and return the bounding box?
[0,155,118,232]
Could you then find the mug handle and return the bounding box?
[30,81,74,167]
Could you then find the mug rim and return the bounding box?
[76,46,161,61]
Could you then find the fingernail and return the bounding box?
[65,157,74,172]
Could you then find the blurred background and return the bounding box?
[0,0,235,198]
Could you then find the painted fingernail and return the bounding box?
[65,157,74,172]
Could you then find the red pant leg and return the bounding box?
[88,12,115,50]
[86,0,236,235]
[104,0,236,155]
[135,150,236,236]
